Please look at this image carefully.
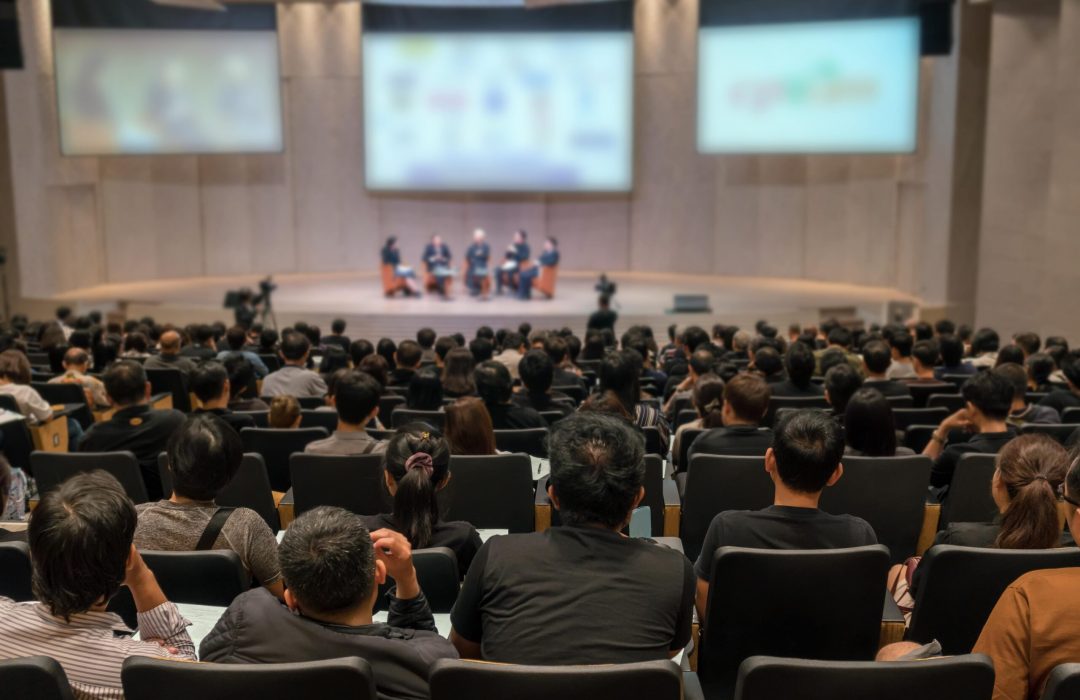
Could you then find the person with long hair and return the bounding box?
[598,348,669,453]
[889,433,1069,623]
[360,425,481,575]
[441,347,476,398]
[444,397,497,456]
[672,374,725,470]
[406,368,444,411]
[844,388,913,457]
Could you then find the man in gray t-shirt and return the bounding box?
[134,413,283,597]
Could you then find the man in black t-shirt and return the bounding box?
[587,294,617,333]
[475,360,546,429]
[513,350,573,418]
[693,411,876,619]
[450,413,695,665]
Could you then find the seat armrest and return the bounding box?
[534,476,551,532]
[30,415,69,452]
[149,392,174,411]
[879,590,906,649]
[278,488,295,529]
[916,503,941,556]
[683,672,705,700]
[662,479,681,537]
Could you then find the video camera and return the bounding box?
[223,276,276,309]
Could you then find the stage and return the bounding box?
[50,271,921,338]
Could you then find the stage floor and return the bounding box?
[52,271,920,338]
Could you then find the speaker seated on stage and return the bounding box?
[475,361,545,430]
[261,333,328,399]
[496,229,530,295]
[381,236,419,297]
[512,350,573,418]
[599,349,670,455]
[465,228,491,298]
[517,237,559,300]
[389,340,423,388]
[685,373,774,467]
[422,235,453,298]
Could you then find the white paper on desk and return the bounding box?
[0,409,25,426]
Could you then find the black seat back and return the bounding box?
[1020,423,1080,445]
[907,381,960,408]
[122,656,376,700]
[259,354,282,372]
[640,455,666,537]
[30,451,149,504]
[1063,407,1080,424]
[941,453,998,528]
[892,407,948,431]
[234,410,269,428]
[493,428,548,457]
[819,456,933,562]
[699,545,891,695]
[734,654,995,700]
[391,409,445,430]
[1043,664,1080,700]
[239,427,329,492]
[903,425,939,453]
[927,394,965,412]
[378,395,406,426]
[299,409,339,432]
[681,455,772,562]
[909,545,1080,654]
[145,368,190,412]
[677,428,706,471]
[442,454,534,532]
[289,454,390,518]
[0,656,75,700]
[765,397,830,427]
[377,547,461,614]
[32,382,93,429]
[552,385,586,405]
[429,658,682,700]
[642,426,664,456]
[0,541,33,601]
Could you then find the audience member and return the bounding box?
[1027,353,1056,393]
[262,333,328,398]
[770,343,825,398]
[434,336,457,367]
[1039,358,1080,415]
[360,426,481,574]
[358,353,390,388]
[844,388,914,456]
[813,327,863,376]
[0,471,195,695]
[417,328,438,364]
[0,349,53,423]
[971,453,1080,700]
[1012,331,1041,359]
[441,347,477,399]
[693,410,876,618]
[179,325,218,361]
[600,349,670,453]
[475,361,545,430]
[268,395,302,429]
[200,508,456,699]
[323,318,351,352]
[377,338,397,367]
[995,345,1025,369]
[908,340,940,382]
[587,294,617,334]
[969,328,1001,369]
[933,334,975,379]
[686,373,773,465]
[923,371,1017,496]
[79,361,185,500]
[349,338,374,367]
[305,371,385,455]
[886,332,918,380]
[120,331,152,360]
[0,455,26,536]
[190,362,256,434]
[48,347,109,408]
[223,354,269,412]
[135,414,283,597]
[216,325,269,378]
[406,367,444,411]
[994,363,1060,428]
[390,340,423,387]
[445,397,498,456]
[751,346,785,384]
[672,374,724,471]
[492,332,527,381]
[861,340,913,397]
[513,349,573,417]
[449,412,693,664]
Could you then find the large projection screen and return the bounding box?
[697,16,920,154]
[53,28,283,156]
[362,4,634,192]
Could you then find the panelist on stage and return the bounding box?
[497,229,530,295]
[381,236,420,296]
[423,234,453,298]
[518,236,559,300]
[465,228,491,297]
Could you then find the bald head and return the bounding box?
[160,330,182,355]
[62,347,90,370]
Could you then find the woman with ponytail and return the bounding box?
[889,434,1069,623]
[359,424,482,576]
[671,374,724,472]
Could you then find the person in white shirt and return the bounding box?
[0,349,52,424]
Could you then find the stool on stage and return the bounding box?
[535,265,558,299]
[424,270,453,297]
[381,265,408,297]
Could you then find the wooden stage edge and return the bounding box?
[46,271,921,339]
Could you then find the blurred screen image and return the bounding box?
[54,28,283,156]
[363,31,634,192]
[697,17,920,154]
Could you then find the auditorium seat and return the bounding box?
[429,659,684,700]
[0,541,33,602]
[697,545,891,699]
[0,656,75,700]
[157,452,280,532]
[818,455,933,563]
[927,394,966,412]
[552,384,586,404]
[534,264,558,299]
[381,264,408,297]
[391,408,445,430]
[680,455,773,562]
[1063,407,1080,424]
[123,656,376,700]
[0,395,70,457]
[939,453,998,528]
[145,368,190,412]
[765,396,830,427]
[642,426,664,456]
[289,453,390,519]
[675,409,698,430]
[494,428,548,457]
[906,381,959,408]
[32,381,94,429]
[31,451,148,504]
[540,410,566,426]
[299,409,339,432]
[892,407,948,431]
[258,354,281,372]
[233,410,269,427]
[773,406,830,426]
[441,454,534,532]
[908,545,1080,654]
[240,427,329,492]
[376,547,460,614]
[733,655,995,700]
[884,395,914,409]
[903,425,938,453]
[676,428,706,472]
[1019,423,1080,445]
[1043,664,1080,700]
[378,394,405,425]
[939,374,974,390]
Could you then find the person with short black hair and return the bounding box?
[909,340,940,381]
[513,349,573,417]
[1039,357,1080,415]
[1012,332,1041,359]
[770,342,825,398]
[360,426,481,574]
[450,412,694,664]
[262,333,328,398]
[475,361,545,429]
[390,339,423,387]
[469,336,495,364]
[587,294,617,334]
[886,332,917,380]
[934,334,975,379]
[305,371,386,455]
[861,340,912,398]
[923,371,1017,495]
[686,373,774,466]
[752,346,785,384]
[970,328,1000,368]
[405,368,444,411]
[824,362,863,423]
[1026,353,1056,393]
[693,410,877,619]
[517,236,559,300]
[417,328,438,364]
[813,326,863,376]
[79,361,185,500]
[0,471,196,695]
[433,336,457,367]
[491,332,526,381]
[349,338,374,367]
[190,361,257,434]
[844,388,914,457]
[200,507,457,700]
[496,229,529,296]
[215,325,269,378]
[179,324,218,361]
[664,348,715,416]
[323,318,351,352]
[993,363,1060,428]
[223,354,268,412]
[135,414,283,597]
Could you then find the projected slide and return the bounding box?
[697,17,920,153]
[54,29,283,156]
[363,32,634,192]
